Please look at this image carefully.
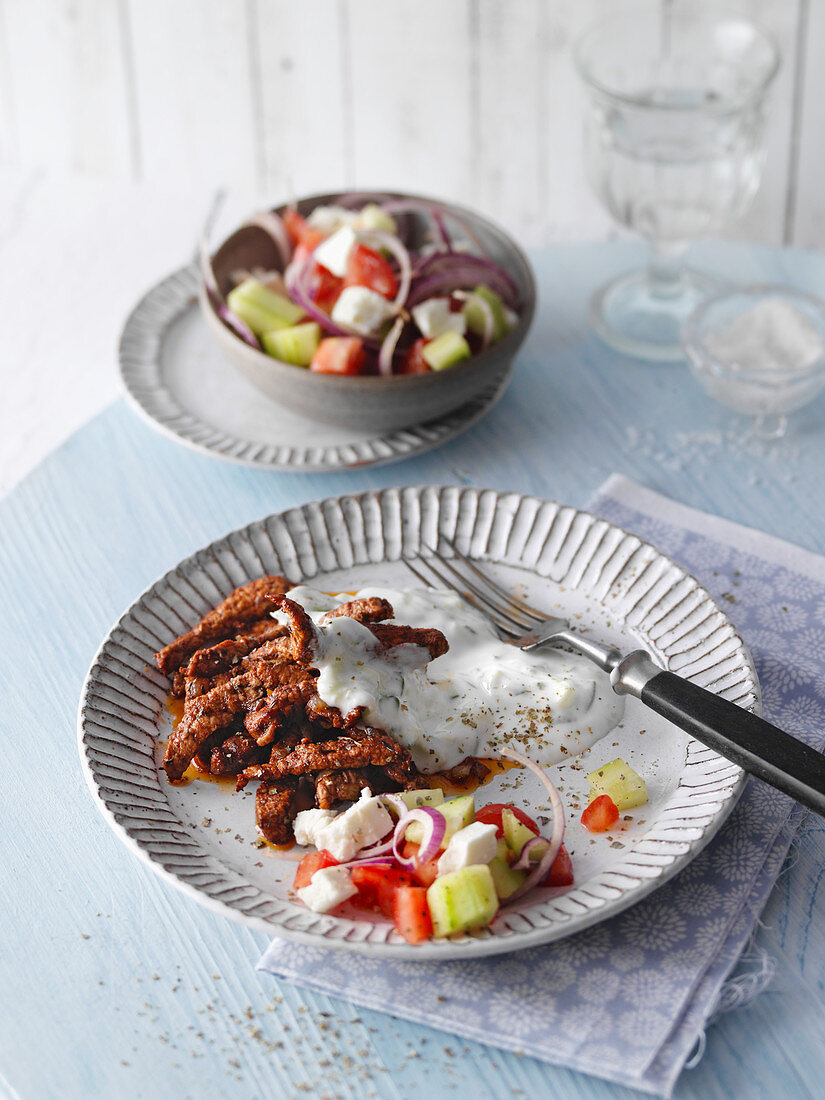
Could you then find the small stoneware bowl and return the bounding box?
[200,191,536,432]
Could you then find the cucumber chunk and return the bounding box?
[356,203,397,235]
[227,277,305,335]
[488,841,527,900]
[502,808,538,858]
[426,864,499,937]
[463,284,509,342]
[383,789,444,812]
[261,322,321,366]
[405,794,474,845]
[587,758,648,810]
[421,331,471,371]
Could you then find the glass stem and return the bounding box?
[648,241,687,300]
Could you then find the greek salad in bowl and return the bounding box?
[202,195,524,378]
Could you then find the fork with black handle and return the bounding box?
[403,538,825,819]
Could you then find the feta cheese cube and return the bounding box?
[313,225,357,277]
[436,821,498,876]
[306,204,357,236]
[293,808,338,848]
[412,298,467,340]
[315,789,394,862]
[331,285,397,335]
[296,865,357,912]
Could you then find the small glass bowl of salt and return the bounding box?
[683,286,825,439]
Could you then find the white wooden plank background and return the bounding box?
[255,0,351,199]
[790,0,825,249]
[0,0,821,248]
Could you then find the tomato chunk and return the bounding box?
[293,849,338,890]
[307,262,344,314]
[344,243,398,300]
[393,885,433,944]
[543,843,574,887]
[351,865,415,918]
[311,336,367,375]
[581,795,619,833]
[397,337,432,375]
[475,803,540,839]
[283,208,324,251]
[401,841,441,887]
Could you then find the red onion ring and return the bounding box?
[286,253,383,345]
[410,248,447,277]
[290,259,345,332]
[512,835,551,871]
[432,210,451,251]
[245,210,293,271]
[352,835,397,858]
[508,845,562,902]
[497,746,565,902]
[339,855,395,868]
[378,316,405,376]
[357,229,412,309]
[283,250,305,298]
[392,807,447,868]
[217,304,259,349]
[379,198,489,258]
[408,255,520,310]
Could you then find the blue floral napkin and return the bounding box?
[259,475,824,1096]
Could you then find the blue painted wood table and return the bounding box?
[2,240,824,1099]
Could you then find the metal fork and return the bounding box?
[404,538,825,818]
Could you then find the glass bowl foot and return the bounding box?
[589,268,722,362]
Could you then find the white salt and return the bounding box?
[705,297,825,374]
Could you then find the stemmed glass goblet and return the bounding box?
[575,3,779,362]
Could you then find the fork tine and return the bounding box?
[404,554,523,637]
[401,557,432,588]
[439,536,547,626]
[422,550,536,633]
[426,538,545,631]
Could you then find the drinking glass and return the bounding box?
[575,3,779,361]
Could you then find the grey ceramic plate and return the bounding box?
[78,486,757,959]
[119,264,514,472]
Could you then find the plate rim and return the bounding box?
[77,485,756,959]
[118,263,514,473]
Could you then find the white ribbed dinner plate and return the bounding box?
[77,486,757,959]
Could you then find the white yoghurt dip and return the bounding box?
[280,585,625,772]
